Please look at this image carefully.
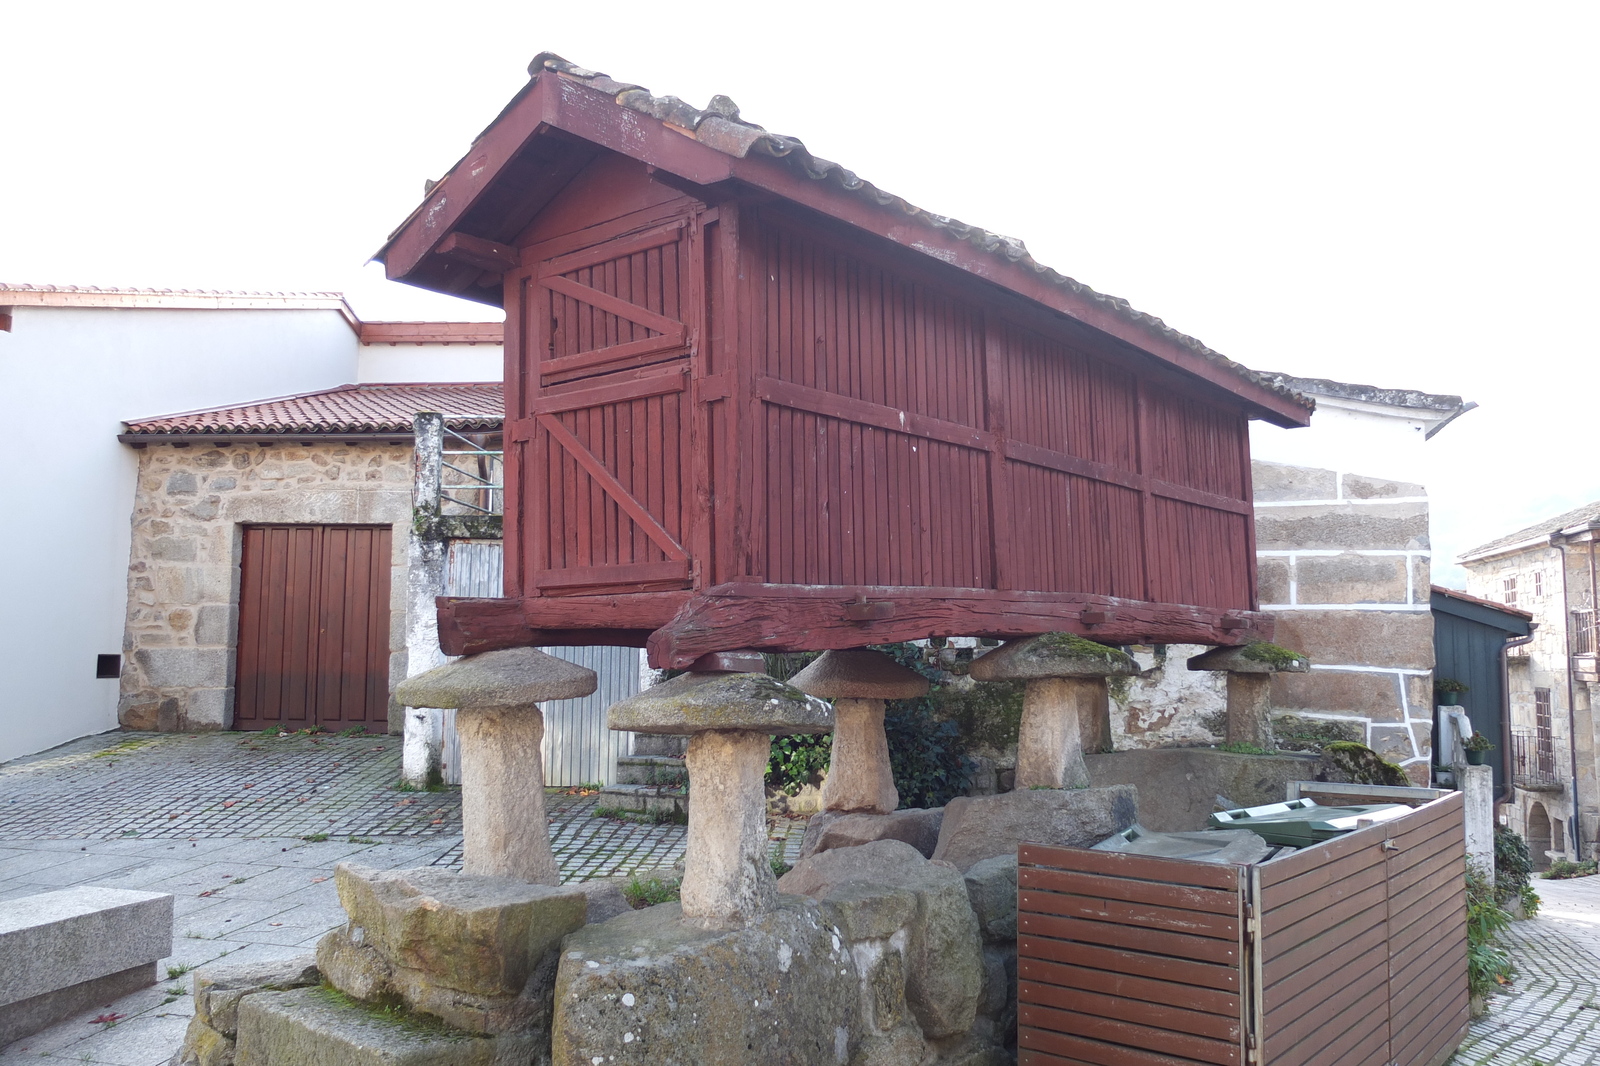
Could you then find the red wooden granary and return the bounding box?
[379,54,1313,669]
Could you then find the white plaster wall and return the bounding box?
[0,306,360,763]
[356,342,502,383]
[1251,399,1440,487]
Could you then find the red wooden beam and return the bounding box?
[436,232,522,273]
[436,584,1270,665]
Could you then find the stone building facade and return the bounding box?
[1461,501,1600,864]
[116,382,504,735]
[120,441,415,733]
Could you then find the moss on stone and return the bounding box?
[1240,642,1309,669]
[1037,632,1129,663]
[1321,741,1408,786]
[309,983,466,1037]
[930,678,1024,755]
[1272,714,1364,754]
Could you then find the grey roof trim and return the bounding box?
[1254,372,1465,412]
[1460,499,1600,561]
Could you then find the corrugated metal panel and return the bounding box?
[538,645,641,787]
[438,542,638,786]
[445,540,506,598]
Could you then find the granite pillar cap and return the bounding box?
[607,672,834,736]
[1186,642,1310,675]
[395,648,597,709]
[789,649,930,700]
[968,633,1138,682]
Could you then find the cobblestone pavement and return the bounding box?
[0,730,807,1064]
[1453,874,1600,1066]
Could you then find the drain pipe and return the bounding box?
[1558,539,1584,855]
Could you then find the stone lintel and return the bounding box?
[606,671,832,735]
[790,648,930,700]
[1187,643,1310,675]
[395,647,596,709]
[968,633,1138,682]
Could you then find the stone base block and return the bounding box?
[779,840,985,1042]
[551,896,857,1066]
[318,865,587,1035]
[1085,749,1320,831]
[0,886,173,1046]
[799,808,946,861]
[5,964,156,1050]
[930,785,1138,871]
[235,988,542,1066]
[172,955,321,1066]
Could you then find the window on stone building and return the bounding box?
[1504,574,1519,605]
[1534,571,1544,598]
[1536,688,1555,778]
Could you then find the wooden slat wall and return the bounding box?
[1017,795,1468,1066]
[745,209,1254,613]
[1254,792,1467,1066]
[1017,843,1248,1066]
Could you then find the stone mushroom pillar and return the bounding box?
[607,671,832,929]
[395,647,596,885]
[789,648,928,814]
[969,634,1139,790]
[1187,643,1309,748]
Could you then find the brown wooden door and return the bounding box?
[235,524,392,730]
[509,212,702,598]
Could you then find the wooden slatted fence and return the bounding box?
[1018,793,1467,1066]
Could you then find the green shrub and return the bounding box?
[1542,858,1599,880]
[623,874,681,909]
[767,733,831,796]
[871,643,975,808]
[1493,825,1538,913]
[1466,866,1516,1000]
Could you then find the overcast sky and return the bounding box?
[4,2,1595,585]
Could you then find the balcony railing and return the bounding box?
[1511,729,1563,791]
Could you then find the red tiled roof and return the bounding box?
[122,383,503,436]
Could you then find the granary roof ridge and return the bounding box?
[1460,498,1600,562]
[525,53,1313,414]
[122,382,504,436]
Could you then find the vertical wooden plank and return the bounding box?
[984,316,1012,591]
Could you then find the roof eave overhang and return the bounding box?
[118,431,420,446]
[378,72,1311,429]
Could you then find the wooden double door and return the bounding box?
[235,524,393,731]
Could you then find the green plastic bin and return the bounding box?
[1206,798,1411,847]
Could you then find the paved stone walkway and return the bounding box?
[0,730,806,1064]
[1453,873,1600,1066]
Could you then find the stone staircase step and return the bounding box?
[597,783,688,817]
[630,734,688,758]
[237,986,540,1065]
[613,755,687,785]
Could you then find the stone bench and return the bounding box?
[0,886,173,1046]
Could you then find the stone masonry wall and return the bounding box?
[1465,545,1590,859]
[1112,460,1436,783]
[120,441,413,733]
